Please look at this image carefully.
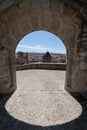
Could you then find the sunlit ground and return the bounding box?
[6,70,82,126]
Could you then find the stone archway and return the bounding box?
[0,0,87,95]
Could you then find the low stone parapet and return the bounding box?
[16,63,66,71]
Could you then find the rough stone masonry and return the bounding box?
[0,0,87,96]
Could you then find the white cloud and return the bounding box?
[16,44,64,53]
[17,45,51,52]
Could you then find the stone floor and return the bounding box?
[0,69,87,130]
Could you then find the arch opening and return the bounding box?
[15,30,66,65]
[6,30,81,126]
[0,0,85,127]
[5,31,82,126]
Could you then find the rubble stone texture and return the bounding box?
[0,0,87,95]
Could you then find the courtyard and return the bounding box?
[0,70,87,130]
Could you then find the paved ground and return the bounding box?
[0,69,87,130]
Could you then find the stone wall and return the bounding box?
[65,22,87,93]
[0,0,87,95]
[16,63,66,71]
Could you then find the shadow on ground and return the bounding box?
[0,93,87,130]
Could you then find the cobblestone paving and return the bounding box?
[0,70,87,130]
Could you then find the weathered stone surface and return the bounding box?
[16,63,66,71]
[11,27,23,42]
[0,0,14,12]
[40,10,51,30]
[0,0,87,96]
[80,62,87,70]
[3,70,82,128]
[19,18,31,34]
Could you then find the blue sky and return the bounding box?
[16,30,66,54]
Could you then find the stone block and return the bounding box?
[30,16,40,30]
[80,62,87,70]
[50,12,61,34]
[19,18,31,35]
[40,10,51,30]
[11,26,23,42]
[51,0,63,11]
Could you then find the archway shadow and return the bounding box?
[0,93,87,130]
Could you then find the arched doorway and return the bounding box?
[15,30,66,89]
[0,0,86,94]
[6,31,82,127]
[16,30,66,63]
